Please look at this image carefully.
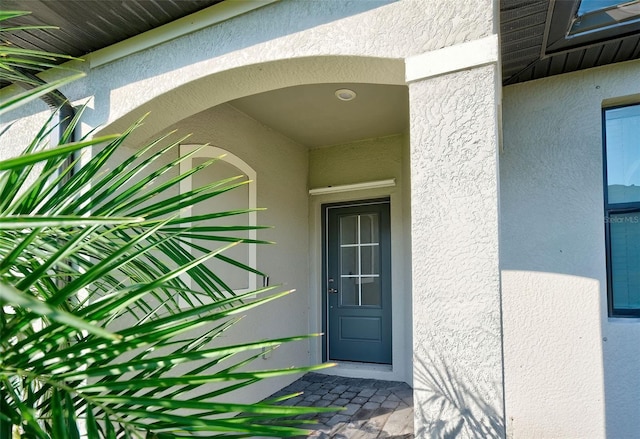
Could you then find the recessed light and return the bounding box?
[335,88,357,101]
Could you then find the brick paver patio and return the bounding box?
[267,372,414,438]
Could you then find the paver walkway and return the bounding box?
[267,372,414,438]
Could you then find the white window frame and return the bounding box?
[179,144,258,295]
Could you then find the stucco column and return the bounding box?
[406,35,504,438]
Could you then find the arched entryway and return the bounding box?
[94,55,413,393]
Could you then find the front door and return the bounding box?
[324,200,391,364]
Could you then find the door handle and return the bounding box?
[328,288,338,294]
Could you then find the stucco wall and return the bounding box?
[501,58,640,438]
[0,0,503,431]
[309,135,402,189]
[410,65,503,438]
[90,0,491,136]
[160,102,310,402]
[2,0,494,147]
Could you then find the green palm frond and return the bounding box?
[0,10,336,438]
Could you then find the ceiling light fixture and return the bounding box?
[335,88,357,101]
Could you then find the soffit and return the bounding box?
[2,0,223,56]
[0,0,222,88]
[3,1,640,87]
[501,0,640,85]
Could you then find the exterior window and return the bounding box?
[604,103,640,316]
[571,0,640,36]
[578,0,626,15]
[180,145,258,297]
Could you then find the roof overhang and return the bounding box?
[2,1,640,87]
[502,0,640,85]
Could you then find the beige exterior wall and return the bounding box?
[409,64,503,438]
[309,135,403,189]
[1,0,504,436]
[166,103,311,401]
[501,58,640,438]
[9,0,640,431]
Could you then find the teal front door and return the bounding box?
[324,200,392,364]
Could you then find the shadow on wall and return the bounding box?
[413,352,504,439]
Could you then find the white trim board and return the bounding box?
[405,34,499,83]
[179,144,258,296]
[309,179,396,196]
[88,0,280,68]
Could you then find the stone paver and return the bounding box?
[265,372,414,438]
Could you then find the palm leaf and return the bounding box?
[0,10,336,438]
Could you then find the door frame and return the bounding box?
[321,197,391,363]
[309,188,410,383]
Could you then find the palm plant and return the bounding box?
[0,10,333,438]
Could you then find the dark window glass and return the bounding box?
[605,103,640,316]
[578,0,627,16]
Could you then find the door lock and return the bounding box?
[328,288,338,294]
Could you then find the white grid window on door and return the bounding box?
[339,213,381,307]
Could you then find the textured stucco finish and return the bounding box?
[167,103,311,401]
[309,135,403,189]
[2,0,495,146]
[501,58,640,438]
[87,0,493,133]
[0,107,50,161]
[410,65,503,438]
[6,0,640,433]
[0,0,504,432]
